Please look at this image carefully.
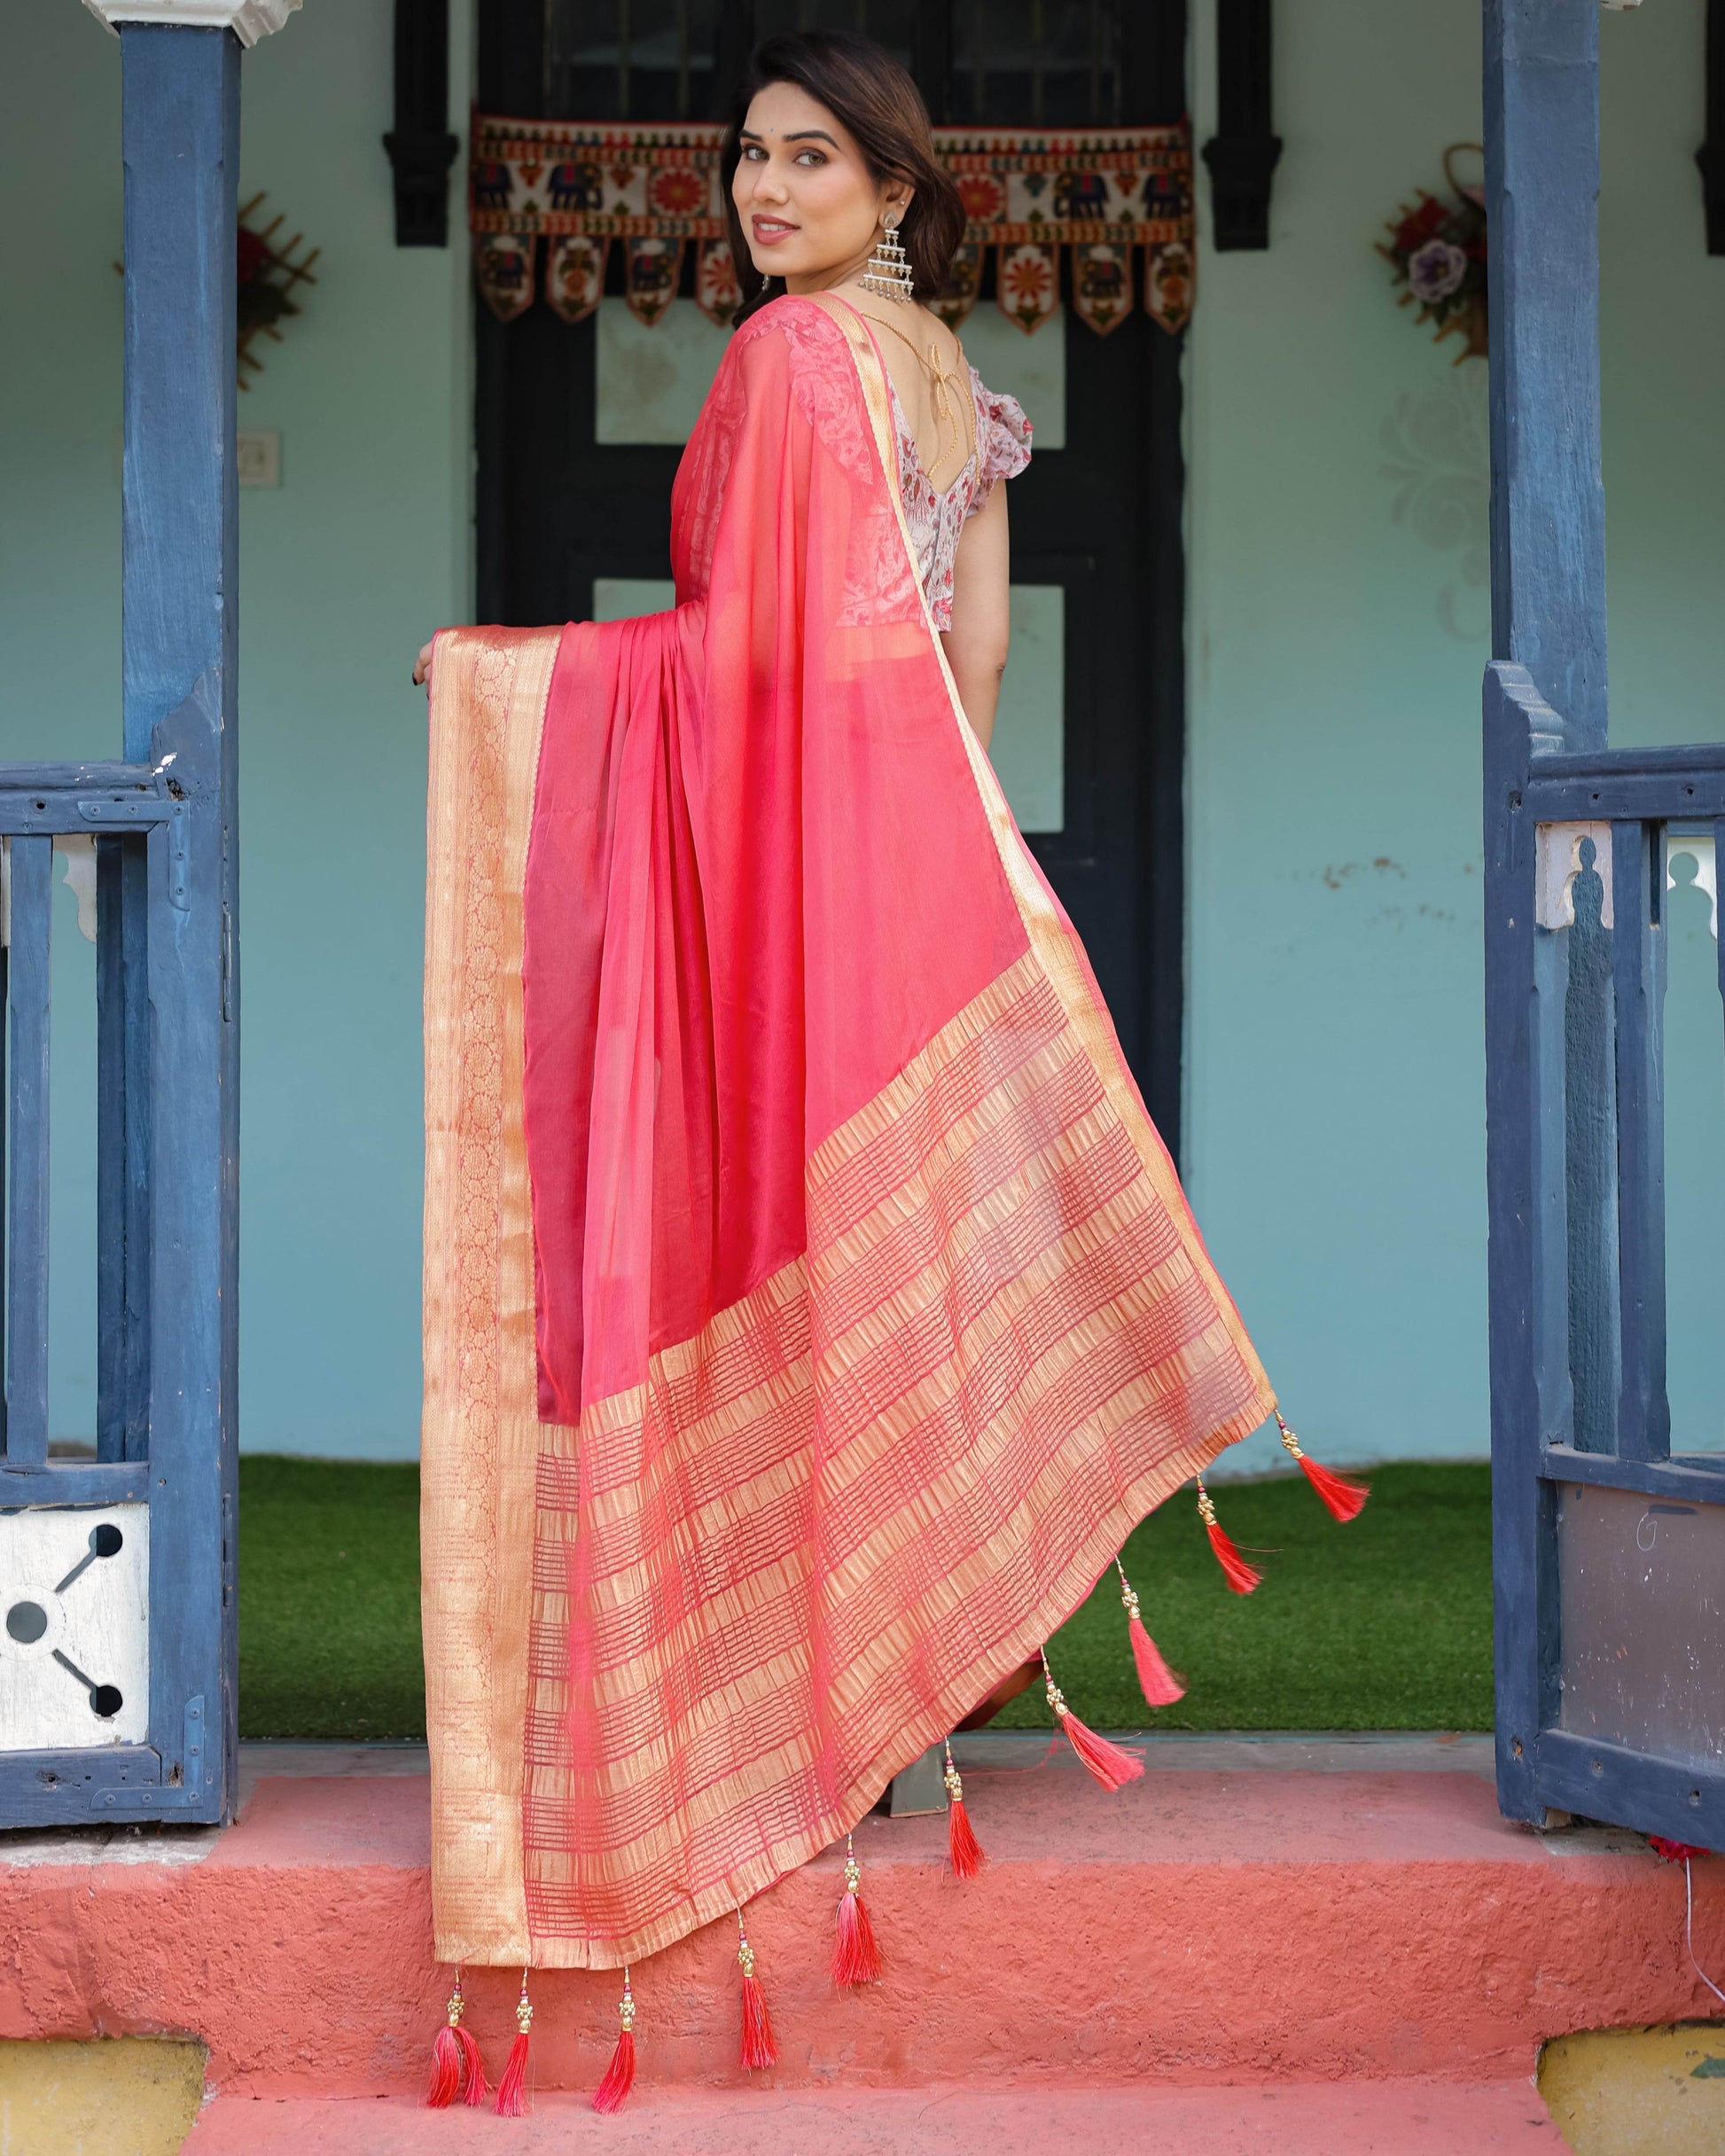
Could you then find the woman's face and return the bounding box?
[732,81,910,293]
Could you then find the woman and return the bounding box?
[414,29,1323,2114]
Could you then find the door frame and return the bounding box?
[472,0,1190,1156]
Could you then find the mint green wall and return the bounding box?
[1187,0,1725,1472]
[0,0,472,1457]
[3,2,1720,1466]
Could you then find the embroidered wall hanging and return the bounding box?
[236,191,319,388]
[1378,144,1487,363]
[468,115,1194,338]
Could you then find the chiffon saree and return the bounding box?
[422,293,1274,1971]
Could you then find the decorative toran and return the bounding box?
[469,113,1195,337]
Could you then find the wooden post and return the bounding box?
[1483,0,1609,747]
[120,20,242,1820]
[1482,0,1608,1829]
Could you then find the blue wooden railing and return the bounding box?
[1486,668,1725,1847]
[0,23,238,1828]
[4,763,181,1509]
[1484,0,1723,1851]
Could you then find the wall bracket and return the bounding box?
[1203,0,1280,251]
[385,0,458,247]
[1701,0,1725,254]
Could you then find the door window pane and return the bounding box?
[1558,1480,1725,1770]
[990,583,1064,833]
[753,0,916,70]
[597,297,1068,452]
[596,297,730,443]
[594,576,677,618]
[951,0,1124,127]
[545,0,723,121]
[953,306,1065,450]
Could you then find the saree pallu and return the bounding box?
[423,294,1274,1971]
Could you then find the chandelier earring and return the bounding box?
[862,209,915,301]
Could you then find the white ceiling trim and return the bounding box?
[82,0,301,47]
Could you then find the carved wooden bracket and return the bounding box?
[1702,0,1725,254]
[1202,0,1281,252]
[384,0,459,248]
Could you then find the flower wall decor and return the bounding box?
[236,191,319,387]
[1378,144,1487,363]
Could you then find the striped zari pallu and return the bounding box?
[422,294,1275,1972]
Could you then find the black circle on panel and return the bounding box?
[91,1524,123,1558]
[90,1685,123,1719]
[5,1602,47,1644]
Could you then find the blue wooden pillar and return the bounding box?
[1482,0,1607,1830]
[121,22,242,1820]
[1483,0,1609,747]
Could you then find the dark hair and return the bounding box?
[722,31,965,326]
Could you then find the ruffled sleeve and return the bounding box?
[969,371,1033,512]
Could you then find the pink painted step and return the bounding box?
[181,2082,1567,2153]
[2,1756,1720,2101]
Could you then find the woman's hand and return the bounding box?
[412,637,435,687]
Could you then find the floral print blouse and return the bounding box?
[886,367,1033,630]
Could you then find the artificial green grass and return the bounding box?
[992,1460,1494,1732]
[238,1456,1492,1741]
[238,1456,425,1740]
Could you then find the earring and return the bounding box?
[862,211,915,301]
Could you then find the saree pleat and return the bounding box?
[424,295,1274,1969]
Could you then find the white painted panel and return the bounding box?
[0,1506,149,1747]
[592,578,676,621]
[990,584,1065,834]
[955,307,1066,451]
[595,298,729,445]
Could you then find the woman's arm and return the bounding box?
[941,481,1011,750]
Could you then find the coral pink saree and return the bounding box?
[422,294,1273,1971]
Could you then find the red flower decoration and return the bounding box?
[237,226,270,285]
[649,168,706,217]
[956,175,1006,223]
[1393,195,1448,254]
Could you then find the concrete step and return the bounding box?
[181,2081,1568,2153]
[1,1736,1718,2102]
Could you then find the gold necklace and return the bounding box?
[850,302,975,483]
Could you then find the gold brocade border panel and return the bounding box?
[468,116,1194,339]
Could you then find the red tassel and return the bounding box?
[1116,1561,1184,1707]
[1650,1835,1711,1863]
[493,1971,533,2118]
[1042,1652,1143,1791]
[832,1833,882,1985]
[1276,1410,1369,1521]
[426,2025,461,2109]
[427,1970,485,2109]
[592,2029,635,2113]
[455,2025,488,2108]
[1197,1480,1262,1593]
[1298,1452,1370,1521]
[1128,1613,1185,1706]
[591,1969,636,2114]
[737,1914,778,2068]
[943,1740,986,1878]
